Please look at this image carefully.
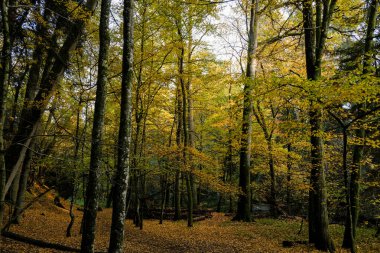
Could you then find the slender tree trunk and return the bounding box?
[0,0,11,228]
[67,97,83,237]
[227,83,234,214]
[217,169,227,212]
[267,138,277,217]
[186,18,197,210]
[79,100,90,235]
[286,143,292,214]
[139,173,146,230]
[106,185,114,208]
[174,87,182,221]
[131,5,145,224]
[174,170,181,220]
[108,0,134,251]
[176,22,193,227]
[343,0,378,249]
[80,0,110,251]
[159,174,168,224]
[341,129,356,253]
[8,66,29,135]
[133,174,140,226]
[234,0,258,222]
[12,140,35,224]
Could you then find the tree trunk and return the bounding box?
[267,138,277,217]
[67,96,82,237]
[8,66,29,135]
[302,1,336,251]
[106,185,114,208]
[286,143,292,215]
[227,83,234,214]
[139,173,146,230]
[80,0,110,251]
[343,0,378,249]
[12,141,34,224]
[133,174,140,226]
[0,0,11,230]
[234,0,258,222]
[108,0,134,251]
[342,129,355,253]
[159,174,168,224]
[174,87,182,221]
[176,21,193,227]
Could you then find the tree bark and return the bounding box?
[159,174,168,224]
[177,24,193,227]
[108,0,134,251]
[234,0,258,222]
[267,138,277,217]
[343,0,378,249]
[174,87,182,221]
[80,0,110,252]
[67,96,83,237]
[341,128,355,253]
[302,1,336,251]
[0,0,11,230]
[12,141,34,224]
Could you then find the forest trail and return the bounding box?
[1,189,379,252]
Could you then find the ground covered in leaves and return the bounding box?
[1,190,379,252]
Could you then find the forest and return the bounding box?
[0,0,380,252]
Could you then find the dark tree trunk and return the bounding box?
[12,141,34,224]
[67,97,82,237]
[176,24,193,227]
[80,0,110,252]
[234,0,258,222]
[341,129,355,253]
[133,174,140,226]
[253,102,278,217]
[0,0,11,230]
[286,143,292,214]
[267,139,277,217]
[139,174,146,230]
[106,185,114,208]
[302,1,336,251]
[174,87,182,221]
[108,0,134,251]
[8,66,29,135]
[227,83,234,214]
[159,174,168,224]
[343,0,378,250]
[66,195,75,237]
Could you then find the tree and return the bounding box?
[234,0,259,222]
[108,0,134,251]
[301,0,337,251]
[80,0,111,251]
[0,0,11,230]
[343,0,379,250]
[252,100,279,217]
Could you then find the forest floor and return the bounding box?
[1,187,380,252]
